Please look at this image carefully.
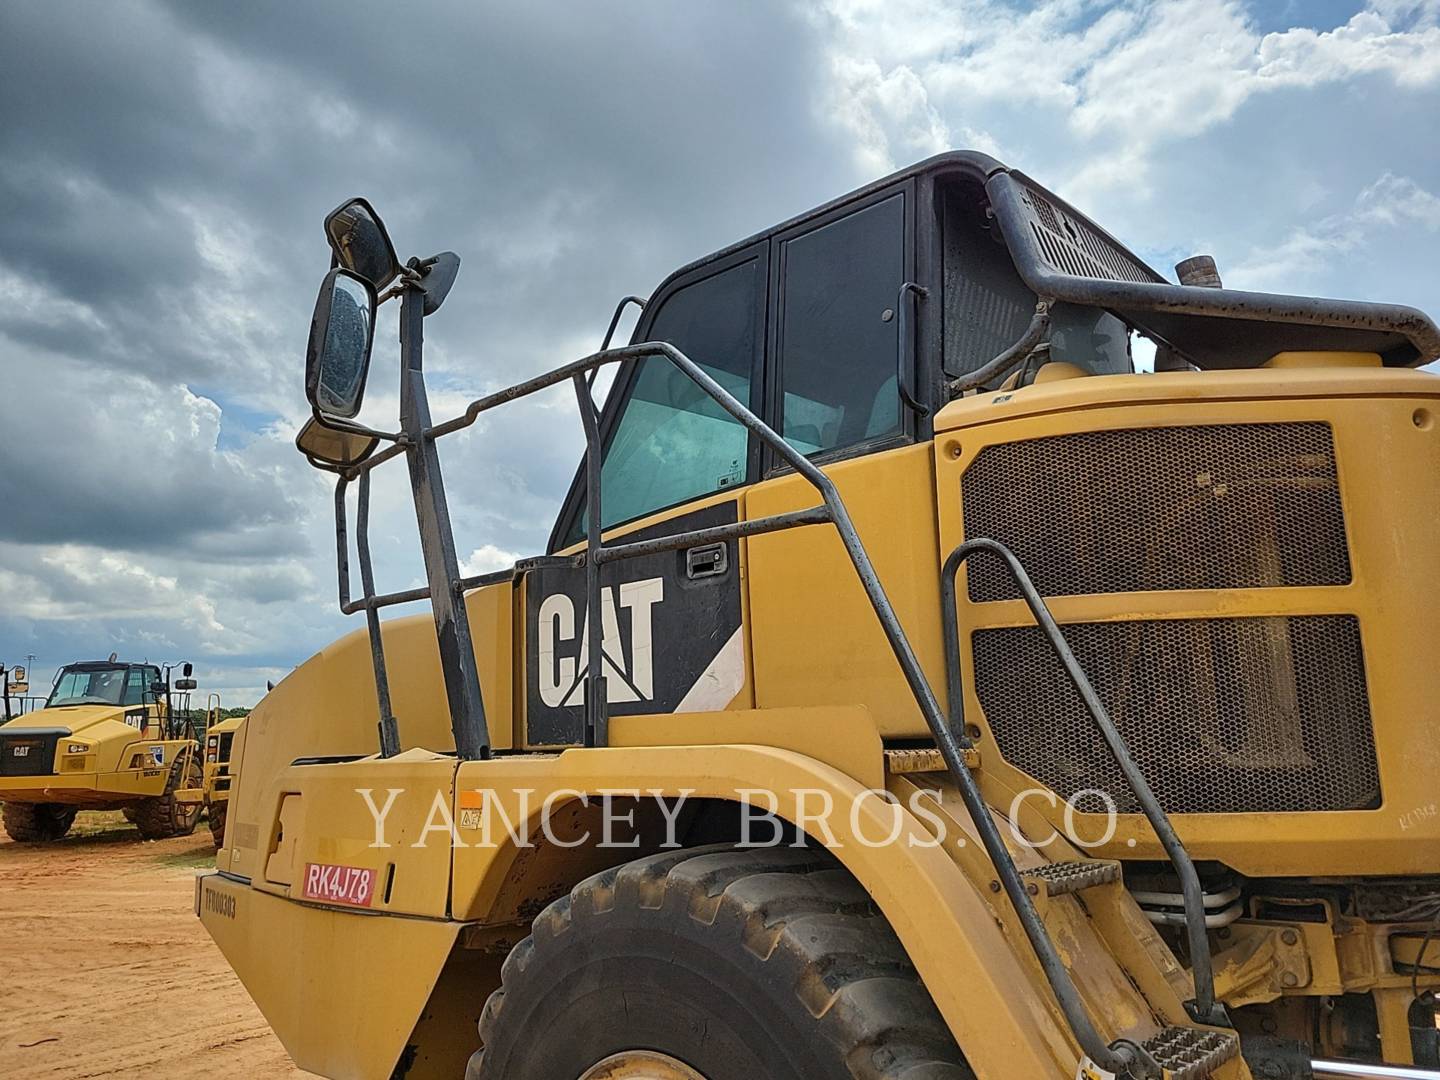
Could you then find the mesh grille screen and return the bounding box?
[961,423,1350,602]
[973,615,1379,814]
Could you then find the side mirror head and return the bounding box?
[174,678,197,691]
[324,198,400,290]
[306,268,376,419]
[151,680,167,694]
[295,415,380,471]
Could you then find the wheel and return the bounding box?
[2,802,77,842]
[469,845,972,1080]
[207,800,228,848]
[132,752,203,840]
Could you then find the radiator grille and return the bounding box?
[961,423,1350,602]
[0,731,59,777]
[973,615,1379,814]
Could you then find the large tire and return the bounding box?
[132,752,203,840]
[2,802,77,843]
[469,845,972,1080]
[207,800,228,849]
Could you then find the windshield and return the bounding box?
[47,666,131,708]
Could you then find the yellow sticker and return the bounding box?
[458,807,484,830]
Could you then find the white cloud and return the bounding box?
[460,544,524,578]
[815,0,1440,196]
[1229,171,1440,288]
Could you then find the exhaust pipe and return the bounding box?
[1312,1061,1440,1079]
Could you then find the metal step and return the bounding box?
[1022,859,1122,898]
[1142,1026,1240,1080]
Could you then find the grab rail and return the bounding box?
[940,539,1222,1040]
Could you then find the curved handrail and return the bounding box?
[941,538,1219,1030]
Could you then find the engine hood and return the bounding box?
[1,705,133,738]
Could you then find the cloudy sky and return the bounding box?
[2,0,1438,705]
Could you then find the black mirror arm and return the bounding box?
[376,260,429,305]
[896,282,930,418]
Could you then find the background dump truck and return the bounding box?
[176,697,247,848]
[1,658,203,841]
[198,153,1440,1080]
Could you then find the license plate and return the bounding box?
[302,862,377,908]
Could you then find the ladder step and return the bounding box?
[1021,859,1122,897]
[1141,1026,1240,1080]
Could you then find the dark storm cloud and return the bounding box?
[1,1,856,397]
[0,0,860,548]
[0,0,868,702]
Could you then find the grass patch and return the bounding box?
[71,810,132,837]
[154,847,216,870]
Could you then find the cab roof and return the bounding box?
[652,150,1440,370]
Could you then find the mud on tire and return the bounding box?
[469,844,973,1080]
[2,802,78,843]
[132,752,202,840]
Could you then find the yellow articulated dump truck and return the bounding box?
[176,697,247,848]
[1,658,203,841]
[197,154,1440,1080]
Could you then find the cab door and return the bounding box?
[525,242,768,747]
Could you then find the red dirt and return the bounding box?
[0,811,303,1078]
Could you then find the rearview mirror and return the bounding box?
[324,197,400,289]
[306,268,376,419]
[182,662,193,678]
[174,678,197,691]
[296,416,380,471]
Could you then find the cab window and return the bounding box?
[776,191,907,457]
[569,254,762,542]
[122,668,148,706]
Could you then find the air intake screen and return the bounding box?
[1016,180,1159,285]
[961,422,1350,602]
[973,615,1379,814]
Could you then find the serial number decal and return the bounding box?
[203,886,237,920]
[302,862,377,908]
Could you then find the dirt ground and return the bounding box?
[0,811,303,1079]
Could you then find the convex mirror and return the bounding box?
[295,416,380,470]
[324,197,400,289]
[306,268,376,419]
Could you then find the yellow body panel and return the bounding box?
[197,869,466,1080]
[935,368,1440,876]
[747,444,947,737]
[0,703,195,807]
[219,583,513,874]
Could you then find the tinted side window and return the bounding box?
[581,258,759,538]
[122,668,147,706]
[779,193,906,456]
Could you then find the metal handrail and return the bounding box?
[940,539,1222,1043]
